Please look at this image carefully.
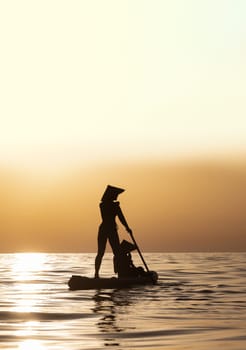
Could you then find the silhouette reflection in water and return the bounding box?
[92,289,133,347]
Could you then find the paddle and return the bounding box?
[129,231,150,274]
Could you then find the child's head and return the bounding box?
[120,240,136,254]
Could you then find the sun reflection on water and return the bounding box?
[11,253,47,312]
[15,321,39,338]
[10,254,48,349]
[18,339,46,350]
[12,253,47,281]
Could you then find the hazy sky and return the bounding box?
[0,1,246,252]
[1,0,246,168]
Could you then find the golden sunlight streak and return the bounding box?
[15,321,39,338]
[11,284,43,313]
[11,253,46,312]
[12,253,47,281]
[18,339,45,350]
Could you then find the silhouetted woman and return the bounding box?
[95,185,132,278]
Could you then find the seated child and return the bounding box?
[114,240,145,278]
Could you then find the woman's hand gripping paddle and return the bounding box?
[129,231,150,274]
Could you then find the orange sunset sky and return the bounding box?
[1,1,246,252]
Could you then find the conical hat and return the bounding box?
[101,185,125,201]
[120,240,136,253]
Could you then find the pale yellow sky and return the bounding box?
[0,0,246,170]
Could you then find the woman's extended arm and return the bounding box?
[116,202,132,234]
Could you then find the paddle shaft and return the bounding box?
[130,233,150,273]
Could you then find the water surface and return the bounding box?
[0,253,245,349]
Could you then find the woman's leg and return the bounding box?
[95,227,107,278]
[108,229,120,256]
[108,229,121,273]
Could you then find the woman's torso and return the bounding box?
[100,201,119,227]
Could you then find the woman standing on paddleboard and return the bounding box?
[94,185,132,278]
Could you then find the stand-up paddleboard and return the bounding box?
[68,271,158,290]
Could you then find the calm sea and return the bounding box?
[0,252,245,350]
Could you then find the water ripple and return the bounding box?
[0,252,245,350]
